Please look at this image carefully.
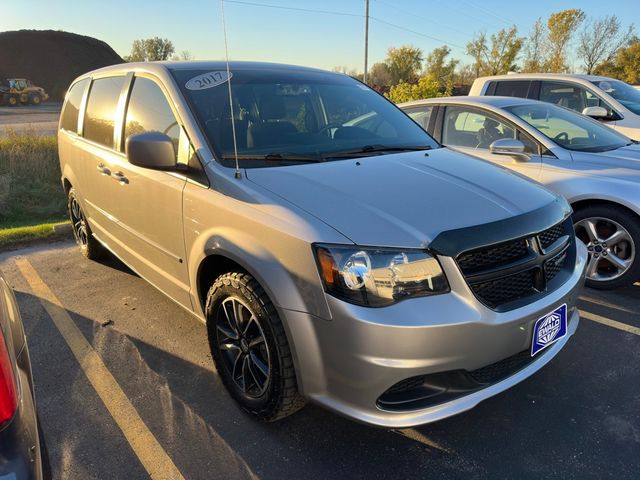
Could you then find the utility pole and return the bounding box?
[363,0,369,84]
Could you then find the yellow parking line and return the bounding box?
[15,258,185,480]
[580,309,640,336]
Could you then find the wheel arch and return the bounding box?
[190,231,329,396]
[195,249,316,395]
[570,198,640,221]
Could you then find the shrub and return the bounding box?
[386,73,453,104]
[0,129,66,227]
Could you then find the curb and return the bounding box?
[52,223,73,235]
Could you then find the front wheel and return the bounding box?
[68,188,106,260]
[573,205,640,289]
[30,94,42,105]
[206,272,305,421]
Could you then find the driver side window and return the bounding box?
[442,106,538,154]
[123,76,180,158]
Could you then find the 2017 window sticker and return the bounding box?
[185,71,233,90]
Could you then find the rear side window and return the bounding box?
[493,81,530,98]
[60,79,88,132]
[123,77,180,156]
[84,76,125,148]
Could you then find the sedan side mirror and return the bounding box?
[489,138,529,161]
[582,106,609,119]
[126,132,178,170]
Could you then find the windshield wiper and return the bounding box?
[323,144,433,159]
[221,152,324,163]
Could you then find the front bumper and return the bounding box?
[281,241,587,428]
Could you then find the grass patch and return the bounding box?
[0,220,70,248]
[0,129,67,228]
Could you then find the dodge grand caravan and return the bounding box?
[58,62,587,427]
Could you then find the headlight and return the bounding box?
[313,244,449,307]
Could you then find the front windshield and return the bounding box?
[591,79,640,115]
[504,102,631,152]
[171,67,438,167]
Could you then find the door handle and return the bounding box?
[111,171,129,185]
[97,163,111,176]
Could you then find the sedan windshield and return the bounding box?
[171,67,439,167]
[591,79,640,115]
[504,102,631,152]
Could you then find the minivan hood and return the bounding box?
[246,148,559,248]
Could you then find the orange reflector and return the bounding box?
[317,248,338,286]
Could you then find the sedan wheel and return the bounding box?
[573,206,640,289]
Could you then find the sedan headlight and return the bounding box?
[313,244,449,307]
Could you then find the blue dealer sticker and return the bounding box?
[531,304,567,356]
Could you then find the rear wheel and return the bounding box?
[7,94,18,106]
[573,204,640,289]
[68,188,106,260]
[206,272,305,421]
[19,93,29,105]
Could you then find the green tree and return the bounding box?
[172,50,194,61]
[577,16,635,74]
[385,46,423,85]
[467,26,523,77]
[521,18,547,72]
[367,62,391,87]
[594,40,640,84]
[385,73,452,103]
[545,9,586,72]
[424,46,458,92]
[127,37,175,62]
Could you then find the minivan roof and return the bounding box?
[75,61,335,81]
[474,73,615,83]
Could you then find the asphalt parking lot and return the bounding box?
[0,103,61,136]
[0,240,638,480]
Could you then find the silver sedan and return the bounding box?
[401,96,640,289]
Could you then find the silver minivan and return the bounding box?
[58,62,587,427]
[470,73,640,140]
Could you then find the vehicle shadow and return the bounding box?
[16,286,640,480]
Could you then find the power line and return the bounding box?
[224,0,467,52]
[458,0,516,26]
[224,0,362,18]
[372,0,472,37]
[370,16,467,51]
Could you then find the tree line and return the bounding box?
[341,9,638,103]
[124,9,638,106]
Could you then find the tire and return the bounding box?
[67,188,106,260]
[7,94,18,106]
[19,93,29,105]
[573,204,640,289]
[29,93,42,105]
[205,272,305,421]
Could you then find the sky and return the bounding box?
[3,0,639,72]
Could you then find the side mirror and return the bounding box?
[582,106,609,119]
[489,138,529,161]
[125,132,178,170]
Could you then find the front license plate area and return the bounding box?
[531,304,567,356]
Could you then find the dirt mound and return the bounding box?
[0,30,124,101]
